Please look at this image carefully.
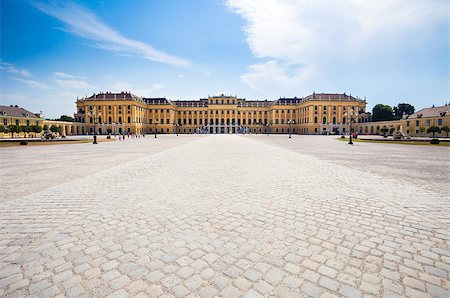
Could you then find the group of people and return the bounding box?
[113,133,145,141]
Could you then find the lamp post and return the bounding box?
[87,108,101,144]
[266,123,271,136]
[344,109,354,145]
[287,120,295,138]
[174,122,179,136]
[154,120,159,138]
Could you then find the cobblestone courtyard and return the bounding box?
[0,135,449,297]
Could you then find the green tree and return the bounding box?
[50,125,60,133]
[9,125,21,137]
[427,126,441,138]
[419,127,425,136]
[372,104,393,122]
[56,115,75,122]
[441,126,449,137]
[31,125,42,137]
[33,125,42,134]
[393,103,415,119]
[380,127,389,136]
[0,125,6,133]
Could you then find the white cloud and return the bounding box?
[226,0,448,93]
[53,71,87,80]
[53,72,95,90]
[34,2,191,67]
[11,77,50,90]
[177,74,185,78]
[54,79,94,89]
[0,62,31,77]
[241,60,314,91]
[152,83,165,90]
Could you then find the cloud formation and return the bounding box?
[226,0,448,95]
[0,62,31,77]
[34,1,191,67]
[53,72,95,90]
[11,77,50,90]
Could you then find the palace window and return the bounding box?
[166,119,169,124]
[314,117,318,123]
[127,116,131,123]
[183,119,187,125]
[333,117,336,124]
[438,119,443,126]
[199,119,203,125]
[416,120,419,126]
[323,117,326,124]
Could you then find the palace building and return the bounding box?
[74,92,369,135]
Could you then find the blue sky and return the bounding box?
[0,0,448,118]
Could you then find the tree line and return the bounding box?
[0,124,61,137]
[371,103,415,122]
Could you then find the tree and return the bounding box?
[33,125,42,134]
[393,103,415,119]
[55,115,74,122]
[8,125,21,137]
[43,125,48,131]
[441,126,449,137]
[380,127,389,136]
[0,125,6,133]
[32,125,42,137]
[389,127,395,135]
[419,127,425,136]
[427,126,441,138]
[372,104,393,122]
[50,125,60,133]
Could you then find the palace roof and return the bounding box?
[0,105,41,118]
[406,105,449,119]
[86,92,142,101]
[304,93,363,102]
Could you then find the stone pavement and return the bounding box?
[0,135,449,297]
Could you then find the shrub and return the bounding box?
[427,126,441,138]
[20,141,28,145]
[430,138,440,144]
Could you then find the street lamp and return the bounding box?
[154,120,159,138]
[87,108,101,144]
[174,122,180,136]
[266,123,271,136]
[287,120,295,138]
[344,109,355,145]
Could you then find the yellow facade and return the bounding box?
[75,92,368,135]
[0,105,44,138]
[357,105,450,137]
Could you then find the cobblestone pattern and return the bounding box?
[0,135,449,297]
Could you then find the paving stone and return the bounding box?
[1,135,449,297]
